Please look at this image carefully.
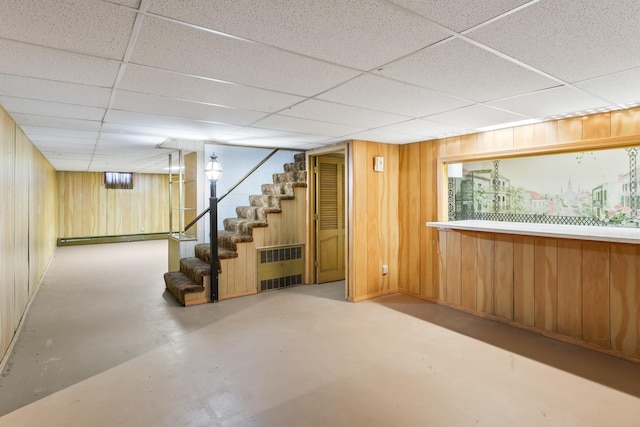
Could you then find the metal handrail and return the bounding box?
[184,149,280,232]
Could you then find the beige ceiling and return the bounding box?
[1,0,640,173]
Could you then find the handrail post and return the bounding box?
[210,179,218,302]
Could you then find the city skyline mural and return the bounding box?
[449,146,640,227]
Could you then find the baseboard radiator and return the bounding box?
[257,244,304,292]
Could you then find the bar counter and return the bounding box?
[427,220,640,245]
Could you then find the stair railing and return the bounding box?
[184,148,280,232]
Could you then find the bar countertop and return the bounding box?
[426,220,640,245]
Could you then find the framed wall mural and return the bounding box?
[448,147,640,227]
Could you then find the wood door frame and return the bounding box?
[306,143,350,300]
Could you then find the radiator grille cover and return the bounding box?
[257,245,304,292]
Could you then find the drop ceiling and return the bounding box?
[1,0,640,173]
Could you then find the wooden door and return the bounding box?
[315,155,345,283]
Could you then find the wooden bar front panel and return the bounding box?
[431,229,640,360]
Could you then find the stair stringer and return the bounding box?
[217,186,306,300]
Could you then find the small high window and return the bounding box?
[104,172,133,189]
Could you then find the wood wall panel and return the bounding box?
[513,236,535,327]
[445,231,461,305]
[557,118,583,143]
[350,141,368,299]
[476,232,494,313]
[494,234,514,320]
[398,144,421,295]
[611,109,640,136]
[437,230,447,301]
[420,142,438,299]
[582,242,610,348]
[557,240,582,339]
[460,231,477,310]
[513,125,535,150]
[534,121,558,147]
[14,128,31,324]
[0,107,16,358]
[57,172,169,238]
[0,106,57,364]
[610,244,640,356]
[534,238,557,332]
[350,140,399,301]
[582,113,611,140]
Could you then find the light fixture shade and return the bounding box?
[205,154,222,182]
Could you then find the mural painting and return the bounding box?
[449,147,640,227]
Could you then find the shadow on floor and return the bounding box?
[372,292,640,399]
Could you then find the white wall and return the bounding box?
[202,145,303,241]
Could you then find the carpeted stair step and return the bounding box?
[163,257,212,307]
[283,160,306,173]
[261,183,295,198]
[163,271,204,306]
[249,194,280,208]
[223,217,268,235]
[195,231,252,259]
[294,153,305,162]
[180,257,211,286]
[235,205,281,221]
[272,170,307,185]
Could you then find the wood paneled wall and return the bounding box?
[0,107,57,363]
[436,231,640,358]
[398,142,439,299]
[349,140,399,302]
[397,107,640,361]
[57,171,169,238]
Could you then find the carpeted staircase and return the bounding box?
[164,152,307,306]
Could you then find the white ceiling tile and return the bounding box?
[346,129,422,144]
[10,114,102,131]
[379,119,468,137]
[112,91,268,125]
[0,0,136,60]
[0,40,120,87]
[148,0,449,70]
[387,0,532,32]
[223,127,328,143]
[376,38,558,102]
[488,86,609,119]
[103,110,244,140]
[252,115,365,138]
[222,138,318,150]
[0,97,105,121]
[129,17,361,96]
[575,68,640,106]
[46,160,91,172]
[0,74,112,107]
[20,127,99,140]
[119,65,304,112]
[280,99,409,128]
[467,0,640,82]
[317,74,473,117]
[28,134,97,145]
[426,104,528,129]
[98,132,167,145]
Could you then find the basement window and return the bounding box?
[104,172,134,189]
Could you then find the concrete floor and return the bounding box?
[1,241,640,426]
